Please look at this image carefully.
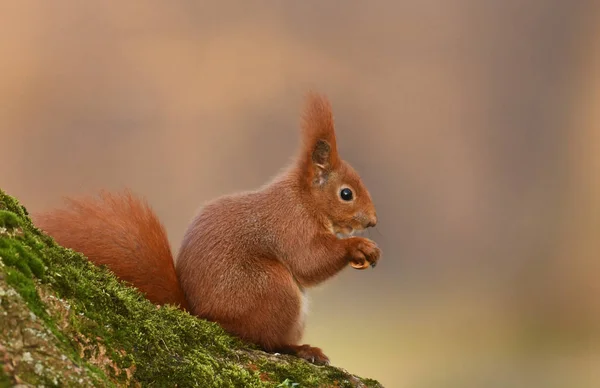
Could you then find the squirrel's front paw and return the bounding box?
[345,237,381,270]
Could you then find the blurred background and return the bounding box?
[1,1,598,387]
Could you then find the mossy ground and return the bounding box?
[0,189,383,388]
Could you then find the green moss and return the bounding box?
[255,356,368,388]
[0,367,12,388]
[4,268,46,318]
[0,210,19,229]
[0,188,383,387]
[361,378,383,388]
[0,242,45,280]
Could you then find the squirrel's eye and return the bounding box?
[340,188,353,201]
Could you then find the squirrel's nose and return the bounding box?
[366,213,377,228]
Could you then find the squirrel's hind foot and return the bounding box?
[276,344,330,365]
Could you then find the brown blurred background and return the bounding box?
[1,1,598,387]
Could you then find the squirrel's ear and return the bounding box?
[311,139,333,185]
[300,91,340,186]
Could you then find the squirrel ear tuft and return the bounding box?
[300,91,340,185]
[311,139,332,185]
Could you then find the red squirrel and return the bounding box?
[33,92,381,365]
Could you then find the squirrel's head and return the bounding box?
[297,92,377,237]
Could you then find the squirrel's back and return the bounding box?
[33,190,189,310]
[175,174,314,312]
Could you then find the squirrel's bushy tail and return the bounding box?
[33,190,190,310]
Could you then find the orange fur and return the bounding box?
[33,92,381,365]
[300,91,340,171]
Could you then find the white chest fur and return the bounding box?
[299,292,310,326]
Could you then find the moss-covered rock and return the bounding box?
[0,189,383,388]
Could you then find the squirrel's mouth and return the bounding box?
[329,220,366,239]
[333,224,366,239]
[335,229,354,239]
